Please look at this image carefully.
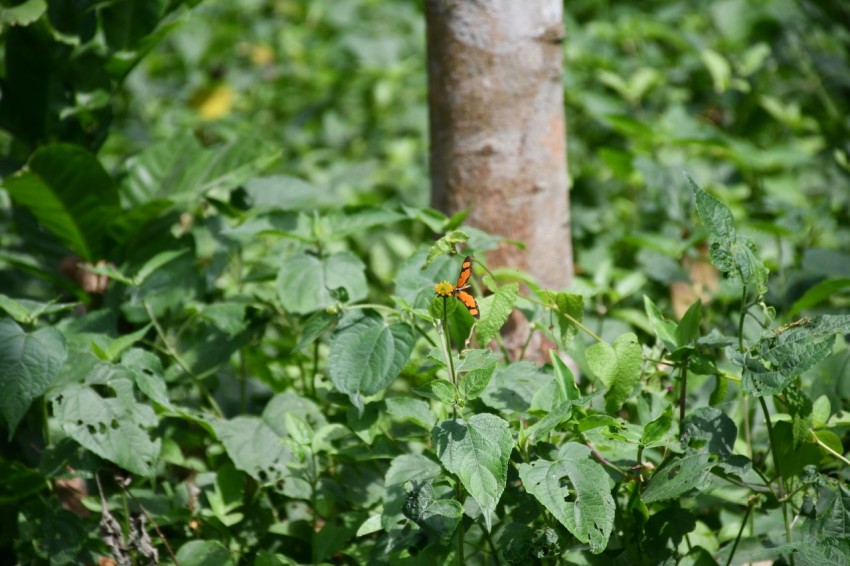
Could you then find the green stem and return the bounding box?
[239,350,247,414]
[41,397,51,446]
[456,481,465,566]
[144,301,223,418]
[759,396,792,545]
[725,503,752,566]
[438,296,459,418]
[311,341,320,399]
[678,359,689,442]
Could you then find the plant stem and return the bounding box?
[144,301,223,418]
[438,296,459,418]
[456,481,465,566]
[725,503,752,566]
[810,429,850,467]
[678,359,689,442]
[239,349,247,414]
[312,341,320,398]
[758,396,792,545]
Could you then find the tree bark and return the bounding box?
[426,0,573,355]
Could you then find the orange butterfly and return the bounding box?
[452,256,479,318]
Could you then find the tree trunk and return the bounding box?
[426,0,573,356]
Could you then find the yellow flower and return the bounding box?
[434,281,453,297]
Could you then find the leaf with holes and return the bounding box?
[0,319,67,440]
[642,451,714,503]
[211,416,293,491]
[52,379,160,476]
[431,413,512,532]
[517,442,615,554]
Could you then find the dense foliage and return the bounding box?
[2,0,850,564]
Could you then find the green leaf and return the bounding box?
[0,320,67,439]
[3,144,120,260]
[789,277,850,316]
[295,310,339,352]
[385,397,437,430]
[812,395,831,428]
[211,416,292,490]
[739,315,850,397]
[689,175,768,295]
[175,540,236,566]
[644,295,678,348]
[100,0,164,50]
[122,134,280,205]
[277,252,368,314]
[457,349,498,403]
[423,231,469,268]
[431,413,512,532]
[517,443,615,554]
[324,206,407,240]
[481,361,548,414]
[402,482,463,540]
[681,406,737,457]
[381,454,443,549]
[776,538,850,566]
[542,291,584,350]
[52,380,160,476]
[459,367,496,403]
[526,400,574,442]
[643,451,714,503]
[550,349,580,401]
[328,313,415,412]
[412,380,457,405]
[709,374,728,406]
[100,323,151,362]
[586,333,642,413]
[121,348,172,409]
[476,280,518,346]
[0,0,46,26]
[805,484,850,540]
[676,300,702,346]
[641,403,673,446]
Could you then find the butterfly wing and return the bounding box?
[454,290,480,319]
[454,256,473,289]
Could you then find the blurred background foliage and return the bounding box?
[3,0,849,310]
[114,0,850,309]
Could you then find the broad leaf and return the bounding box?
[328,312,414,412]
[476,280,518,346]
[681,406,737,457]
[52,380,160,476]
[211,417,292,490]
[644,295,678,348]
[0,320,67,439]
[3,144,119,260]
[586,333,642,413]
[402,482,463,540]
[481,361,549,414]
[642,451,713,503]
[175,540,236,566]
[641,403,673,446]
[738,315,850,397]
[690,176,768,294]
[277,252,368,314]
[517,443,615,554]
[676,300,702,346]
[431,413,512,531]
